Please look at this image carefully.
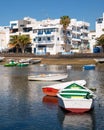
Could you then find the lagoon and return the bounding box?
[0,64,104,130]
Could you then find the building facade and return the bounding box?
[0,26,9,52]
[96,13,104,37]
[9,17,90,55]
[89,12,104,52]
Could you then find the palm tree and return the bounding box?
[8,35,20,53]
[8,35,31,53]
[60,16,71,52]
[96,34,104,52]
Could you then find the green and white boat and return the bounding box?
[57,83,95,113]
[17,62,29,67]
[4,60,17,67]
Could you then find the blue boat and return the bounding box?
[83,64,96,70]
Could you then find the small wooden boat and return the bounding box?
[28,73,68,81]
[57,83,95,113]
[19,58,32,63]
[19,58,41,64]
[17,62,29,67]
[30,59,41,64]
[83,64,95,70]
[4,60,17,67]
[94,58,104,63]
[42,80,86,96]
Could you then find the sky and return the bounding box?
[0,0,104,30]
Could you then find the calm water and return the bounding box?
[0,64,104,130]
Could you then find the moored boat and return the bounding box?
[28,73,68,81]
[30,59,41,64]
[83,64,96,70]
[4,60,17,67]
[57,83,95,113]
[94,58,104,63]
[17,62,29,67]
[19,58,32,63]
[42,80,86,96]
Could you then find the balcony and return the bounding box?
[35,40,54,46]
[80,36,89,41]
[72,38,81,42]
[81,29,89,33]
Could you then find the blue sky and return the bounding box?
[0,0,104,30]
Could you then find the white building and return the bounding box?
[96,13,104,37]
[9,17,90,55]
[89,31,96,53]
[89,12,104,53]
[0,26,9,52]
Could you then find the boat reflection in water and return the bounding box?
[42,95,58,109]
[43,95,58,104]
[57,107,94,130]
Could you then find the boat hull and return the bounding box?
[28,74,68,81]
[17,63,29,67]
[42,87,59,96]
[57,95,93,113]
[83,65,95,70]
[94,58,104,63]
[4,63,17,67]
[42,80,86,96]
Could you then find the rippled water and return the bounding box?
[0,64,104,130]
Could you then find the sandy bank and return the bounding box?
[0,56,96,65]
[41,58,96,65]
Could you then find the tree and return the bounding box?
[8,35,31,53]
[60,16,71,52]
[96,34,104,52]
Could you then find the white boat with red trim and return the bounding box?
[57,83,95,113]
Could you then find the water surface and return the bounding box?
[0,64,104,130]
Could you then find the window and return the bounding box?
[38,37,41,41]
[47,37,50,41]
[20,25,24,27]
[33,38,36,42]
[38,30,43,35]
[96,18,103,23]
[11,23,17,29]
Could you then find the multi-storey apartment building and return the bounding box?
[96,13,104,37]
[9,17,90,55]
[0,26,9,52]
[89,13,104,52]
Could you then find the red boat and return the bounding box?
[42,80,86,97]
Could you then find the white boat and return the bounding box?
[19,58,33,63]
[42,80,86,96]
[57,83,95,113]
[30,59,41,64]
[94,58,104,63]
[28,73,68,81]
